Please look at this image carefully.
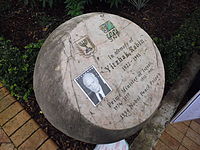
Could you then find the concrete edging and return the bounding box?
[130,52,200,150]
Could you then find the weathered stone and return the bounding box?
[34,13,165,143]
[130,53,200,150]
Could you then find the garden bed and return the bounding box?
[0,0,200,149]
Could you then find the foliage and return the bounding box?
[20,0,125,17]
[21,0,59,8]
[0,37,44,100]
[64,0,125,17]
[21,0,36,7]
[128,0,150,10]
[154,9,200,84]
[101,0,123,8]
[0,0,12,13]
[39,0,54,8]
[37,13,56,27]
[64,0,87,17]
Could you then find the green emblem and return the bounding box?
[100,20,119,42]
[100,21,115,33]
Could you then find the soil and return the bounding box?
[0,0,200,149]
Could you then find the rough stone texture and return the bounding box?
[130,53,200,150]
[34,13,165,143]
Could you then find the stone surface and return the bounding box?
[10,119,39,147]
[18,128,48,150]
[3,110,31,136]
[34,13,165,143]
[130,53,200,150]
[0,102,23,126]
[38,139,58,150]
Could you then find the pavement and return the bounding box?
[153,120,200,150]
[1,82,200,150]
[0,84,58,150]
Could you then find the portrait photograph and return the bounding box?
[74,66,112,106]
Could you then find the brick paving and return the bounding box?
[154,120,200,150]
[1,82,200,150]
[0,85,58,150]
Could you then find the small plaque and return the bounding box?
[76,36,96,57]
[74,66,112,106]
[99,20,119,42]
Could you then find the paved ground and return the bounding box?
[1,83,200,150]
[154,120,200,150]
[0,84,58,150]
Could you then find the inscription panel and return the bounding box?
[61,13,165,130]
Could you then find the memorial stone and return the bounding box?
[33,13,165,144]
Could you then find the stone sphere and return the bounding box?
[33,13,165,144]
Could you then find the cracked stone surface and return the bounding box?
[34,13,165,143]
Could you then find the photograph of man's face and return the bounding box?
[74,66,112,106]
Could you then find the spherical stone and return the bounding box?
[33,13,165,144]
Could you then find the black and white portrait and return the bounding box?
[74,66,112,106]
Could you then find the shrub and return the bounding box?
[64,0,87,17]
[103,0,123,8]
[0,37,44,100]
[21,0,60,8]
[154,9,200,84]
[127,0,150,10]
[65,0,124,17]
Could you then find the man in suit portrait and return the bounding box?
[82,72,111,106]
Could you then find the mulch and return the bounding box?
[0,0,200,149]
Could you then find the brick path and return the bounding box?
[0,84,58,150]
[153,120,200,150]
[1,82,200,150]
